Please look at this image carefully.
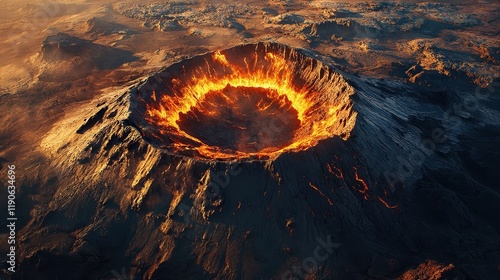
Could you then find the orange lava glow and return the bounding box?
[308,182,334,206]
[353,166,370,200]
[143,46,352,160]
[398,260,455,280]
[327,163,344,180]
[377,196,398,209]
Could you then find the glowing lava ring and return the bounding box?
[130,42,357,160]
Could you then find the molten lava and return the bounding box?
[136,43,356,160]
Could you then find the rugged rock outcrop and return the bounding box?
[37,33,137,82]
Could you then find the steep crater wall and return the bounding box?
[129,42,357,160]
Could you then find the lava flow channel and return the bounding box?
[136,42,357,160]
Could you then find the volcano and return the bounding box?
[12,38,494,280]
[2,1,500,279]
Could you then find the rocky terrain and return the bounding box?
[0,1,499,279]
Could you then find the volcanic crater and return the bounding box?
[3,1,500,279]
[130,42,357,160]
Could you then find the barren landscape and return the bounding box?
[0,0,499,279]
